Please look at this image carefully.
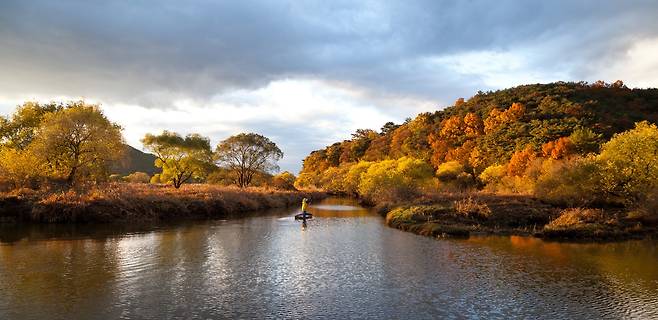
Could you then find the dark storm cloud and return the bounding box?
[2,0,657,107]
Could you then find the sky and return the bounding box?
[1,1,658,173]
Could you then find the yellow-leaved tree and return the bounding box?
[142,131,213,188]
[358,157,434,202]
[597,121,658,204]
[31,103,125,185]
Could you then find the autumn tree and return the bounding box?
[597,121,658,203]
[541,137,574,159]
[214,133,283,188]
[358,157,433,202]
[463,112,484,138]
[0,101,63,150]
[0,148,42,188]
[31,103,125,185]
[272,171,296,190]
[507,146,536,177]
[142,131,212,188]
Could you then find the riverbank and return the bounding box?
[0,183,326,223]
[380,193,658,241]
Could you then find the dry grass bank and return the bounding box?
[0,183,326,223]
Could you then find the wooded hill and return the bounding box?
[296,81,658,191]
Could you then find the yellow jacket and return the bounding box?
[301,199,308,212]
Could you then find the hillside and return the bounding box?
[110,145,158,176]
[296,81,658,190]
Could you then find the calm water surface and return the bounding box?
[0,198,657,319]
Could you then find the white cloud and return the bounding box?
[594,37,658,88]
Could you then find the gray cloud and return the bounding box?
[2,1,658,104]
[1,0,658,171]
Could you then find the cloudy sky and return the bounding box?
[1,1,657,172]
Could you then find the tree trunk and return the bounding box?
[66,167,77,186]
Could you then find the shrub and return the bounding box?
[124,172,150,183]
[150,174,161,184]
[319,166,348,193]
[436,161,464,181]
[534,157,601,205]
[479,164,506,188]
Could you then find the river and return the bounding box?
[0,198,657,319]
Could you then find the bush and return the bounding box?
[436,161,464,181]
[124,172,150,183]
[294,172,321,190]
[479,164,506,189]
[150,174,161,184]
[534,157,601,205]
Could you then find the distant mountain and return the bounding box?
[110,145,158,176]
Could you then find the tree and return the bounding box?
[358,157,433,202]
[507,146,536,177]
[214,133,283,188]
[569,127,602,155]
[0,148,42,188]
[272,171,297,190]
[142,131,212,188]
[0,101,62,150]
[597,121,658,203]
[31,103,124,185]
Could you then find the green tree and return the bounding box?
[569,127,602,155]
[214,133,283,188]
[31,103,124,185]
[142,131,212,188]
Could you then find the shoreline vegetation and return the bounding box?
[376,193,657,241]
[0,183,326,223]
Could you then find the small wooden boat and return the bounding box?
[294,212,313,220]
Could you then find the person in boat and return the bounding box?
[301,198,309,215]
